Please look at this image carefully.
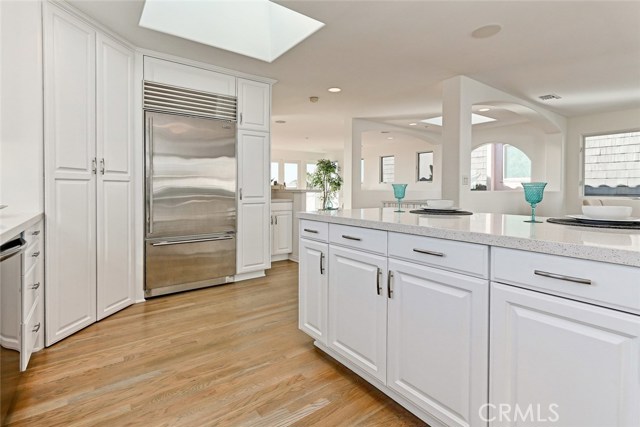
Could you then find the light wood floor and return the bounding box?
[9,261,426,426]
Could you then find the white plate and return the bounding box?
[419,205,460,211]
[566,214,640,223]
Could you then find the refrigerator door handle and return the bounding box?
[147,116,154,235]
[151,236,234,247]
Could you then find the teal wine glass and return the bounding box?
[522,182,547,223]
[391,184,408,213]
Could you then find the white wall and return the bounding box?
[0,0,44,212]
[565,108,640,216]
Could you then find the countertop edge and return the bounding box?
[0,212,44,246]
[298,212,640,268]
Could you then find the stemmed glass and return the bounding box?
[522,182,547,223]
[391,184,408,213]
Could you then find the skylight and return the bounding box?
[421,113,496,126]
[139,0,325,63]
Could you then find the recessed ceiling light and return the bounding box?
[328,87,341,93]
[421,113,496,126]
[471,24,502,39]
[275,120,286,124]
[409,123,417,126]
[387,137,393,140]
[478,108,491,112]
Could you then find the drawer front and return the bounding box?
[329,224,387,255]
[23,220,43,248]
[492,247,640,314]
[300,220,329,242]
[22,261,42,323]
[20,298,42,371]
[271,201,293,212]
[22,239,42,274]
[388,232,488,279]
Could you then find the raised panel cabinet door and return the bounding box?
[238,131,269,203]
[96,34,135,320]
[272,211,293,255]
[299,239,328,344]
[143,56,236,96]
[490,283,640,427]
[237,203,270,274]
[328,245,387,382]
[387,259,489,427]
[44,3,97,346]
[237,78,270,131]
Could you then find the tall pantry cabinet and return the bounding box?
[44,3,135,345]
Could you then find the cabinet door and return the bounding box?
[96,34,135,320]
[328,246,387,382]
[272,211,293,255]
[491,283,640,427]
[299,239,328,344]
[237,203,270,274]
[143,56,236,96]
[44,4,97,346]
[238,131,269,204]
[387,259,489,427]
[237,78,270,131]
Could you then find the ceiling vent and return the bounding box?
[538,94,562,101]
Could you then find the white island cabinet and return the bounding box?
[297,208,640,427]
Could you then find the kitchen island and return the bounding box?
[297,208,640,427]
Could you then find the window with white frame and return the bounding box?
[470,143,531,191]
[583,131,640,197]
[284,162,299,188]
[380,156,394,183]
[306,163,316,188]
[270,162,279,184]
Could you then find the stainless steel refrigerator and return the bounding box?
[144,110,237,297]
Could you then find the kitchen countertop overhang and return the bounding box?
[0,211,44,245]
[298,208,640,267]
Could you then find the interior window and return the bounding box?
[284,162,299,188]
[470,143,531,191]
[306,163,317,188]
[270,162,279,184]
[380,156,395,183]
[583,131,640,197]
[417,152,434,182]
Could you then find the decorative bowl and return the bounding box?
[581,205,633,220]
[426,199,454,209]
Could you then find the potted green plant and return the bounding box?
[308,159,343,210]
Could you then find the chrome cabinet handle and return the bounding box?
[413,248,445,257]
[239,112,243,125]
[304,228,319,234]
[239,188,243,201]
[91,158,97,174]
[341,235,361,241]
[100,158,105,175]
[32,230,40,236]
[32,282,40,290]
[270,216,273,225]
[534,270,592,286]
[275,216,278,225]
[320,252,325,275]
[32,323,41,333]
[31,251,40,258]
[376,268,382,296]
[387,271,394,298]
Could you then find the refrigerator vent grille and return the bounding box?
[143,81,237,121]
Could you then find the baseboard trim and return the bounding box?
[233,270,266,282]
[271,253,290,262]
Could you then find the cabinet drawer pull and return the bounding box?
[413,248,445,257]
[32,323,41,333]
[303,228,319,234]
[534,270,592,286]
[341,235,361,241]
[376,268,382,295]
[32,230,41,236]
[31,251,40,258]
[31,282,41,290]
[387,271,394,298]
[320,252,325,275]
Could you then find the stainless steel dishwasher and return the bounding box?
[1,235,26,426]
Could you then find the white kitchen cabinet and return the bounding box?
[236,130,270,275]
[328,245,388,383]
[143,56,236,96]
[387,258,489,427]
[271,204,293,257]
[299,238,328,344]
[44,3,135,345]
[490,283,640,427]
[237,78,270,132]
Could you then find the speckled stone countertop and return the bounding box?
[298,208,640,267]
[0,211,43,245]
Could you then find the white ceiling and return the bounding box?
[68,0,640,152]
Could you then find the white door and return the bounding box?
[387,259,489,427]
[238,130,269,203]
[299,239,328,344]
[237,78,270,131]
[95,34,135,320]
[272,211,293,255]
[328,246,387,382]
[237,203,270,274]
[44,4,97,345]
[490,283,640,427]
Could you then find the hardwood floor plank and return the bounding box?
[8,261,426,426]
